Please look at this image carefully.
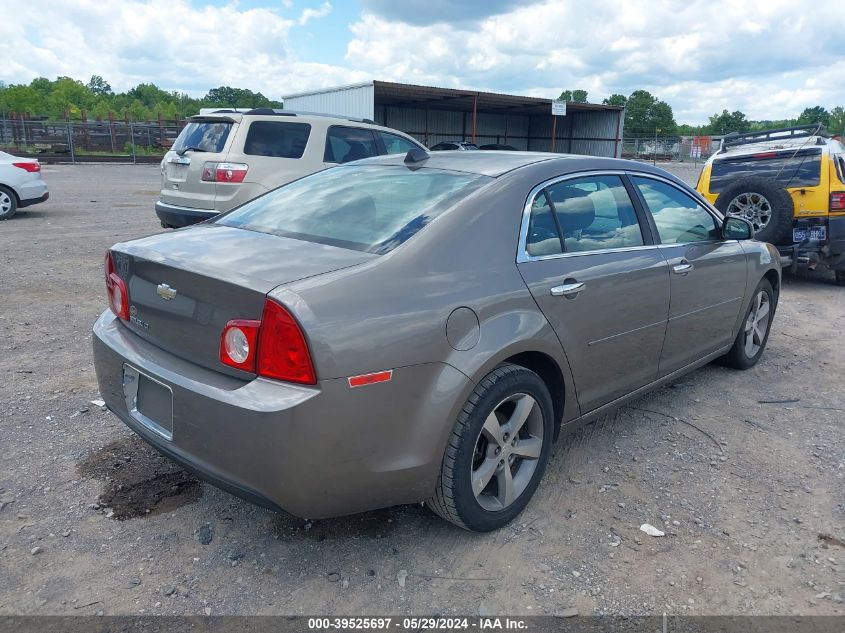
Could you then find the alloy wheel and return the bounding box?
[471,393,544,512]
[726,192,772,234]
[744,290,771,357]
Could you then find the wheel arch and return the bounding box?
[500,350,566,440]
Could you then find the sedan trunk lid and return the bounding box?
[110,225,377,377]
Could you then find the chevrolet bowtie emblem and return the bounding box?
[156,283,178,300]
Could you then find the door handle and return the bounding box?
[672,261,694,274]
[551,281,585,297]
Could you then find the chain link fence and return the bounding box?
[0,116,187,163]
[621,136,720,163]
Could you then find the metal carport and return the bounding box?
[281,81,625,157]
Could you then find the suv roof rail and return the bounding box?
[720,124,829,151]
[242,108,376,124]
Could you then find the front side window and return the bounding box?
[324,126,380,163]
[243,121,311,158]
[380,132,420,155]
[525,175,645,256]
[632,177,720,244]
[172,120,231,153]
[217,166,491,254]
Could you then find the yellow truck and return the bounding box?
[696,125,845,284]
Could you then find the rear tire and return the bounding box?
[835,270,845,287]
[427,363,554,532]
[0,186,18,220]
[720,278,775,369]
[715,177,793,244]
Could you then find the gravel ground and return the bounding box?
[0,162,843,617]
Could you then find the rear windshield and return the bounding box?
[172,120,232,153]
[710,147,821,193]
[244,121,311,159]
[216,165,492,254]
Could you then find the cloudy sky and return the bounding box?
[1,0,843,124]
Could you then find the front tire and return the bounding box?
[720,279,775,369]
[427,363,554,531]
[0,186,18,220]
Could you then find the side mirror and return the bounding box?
[723,216,754,240]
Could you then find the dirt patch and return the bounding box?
[818,533,845,548]
[77,434,202,520]
[272,505,429,541]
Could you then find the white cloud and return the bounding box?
[345,0,845,123]
[0,0,355,99]
[1,0,844,123]
[298,2,332,26]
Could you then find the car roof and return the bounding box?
[346,151,680,179]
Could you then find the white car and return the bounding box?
[0,151,49,220]
[156,109,426,228]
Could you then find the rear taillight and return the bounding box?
[831,192,845,211]
[218,299,316,384]
[201,162,248,183]
[13,161,40,173]
[104,251,129,321]
[257,300,316,384]
[219,320,260,371]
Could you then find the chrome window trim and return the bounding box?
[517,170,650,263]
[516,169,729,264]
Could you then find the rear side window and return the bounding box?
[172,121,231,153]
[217,165,491,254]
[526,175,644,256]
[380,132,420,154]
[324,127,380,163]
[243,121,311,158]
[709,148,822,193]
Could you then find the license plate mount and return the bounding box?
[122,365,174,440]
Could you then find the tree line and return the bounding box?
[0,75,282,122]
[1,75,842,137]
[559,89,845,137]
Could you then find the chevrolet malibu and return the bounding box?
[93,151,780,531]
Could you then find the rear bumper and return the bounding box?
[19,190,49,208]
[155,200,217,228]
[91,310,468,518]
[15,179,49,206]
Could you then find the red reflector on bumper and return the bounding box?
[348,370,393,388]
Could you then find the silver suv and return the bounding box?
[156,109,426,228]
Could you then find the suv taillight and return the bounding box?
[218,299,316,385]
[13,161,40,173]
[201,162,248,183]
[831,192,845,211]
[104,251,129,321]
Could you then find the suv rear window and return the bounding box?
[172,120,231,153]
[710,147,822,193]
[244,121,311,158]
[216,165,491,254]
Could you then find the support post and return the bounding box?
[471,93,478,144]
[550,115,557,152]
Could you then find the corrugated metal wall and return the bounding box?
[375,106,620,156]
[528,109,621,156]
[282,84,375,120]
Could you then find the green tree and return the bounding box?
[705,109,749,135]
[0,85,42,114]
[87,75,113,96]
[602,93,627,107]
[624,90,676,136]
[828,106,845,135]
[204,86,279,108]
[557,89,588,103]
[797,105,830,128]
